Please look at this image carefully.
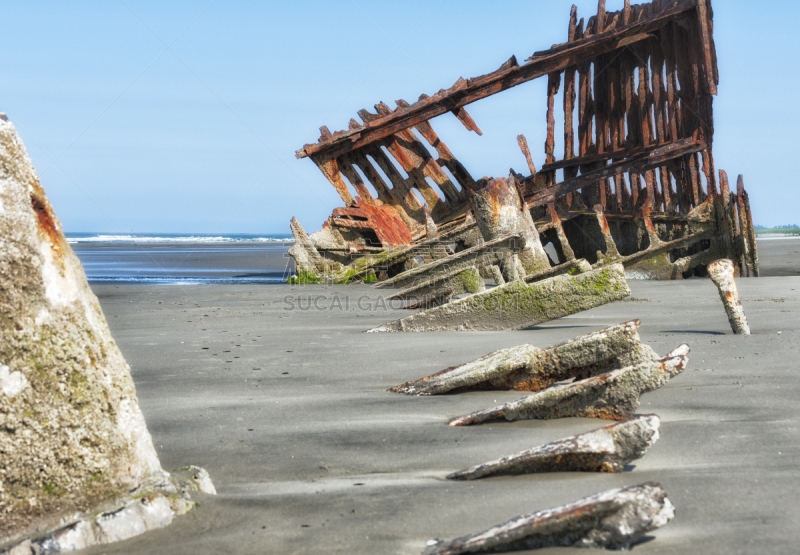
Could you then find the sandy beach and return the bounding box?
[78,238,800,554]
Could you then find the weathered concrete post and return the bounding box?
[0,116,213,553]
[469,177,550,279]
[708,259,751,335]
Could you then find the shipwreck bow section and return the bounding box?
[290,0,757,284]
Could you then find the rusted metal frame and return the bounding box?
[543,209,697,225]
[311,156,355,206]
[594,204,622,259]
[649,35,673,212]
[659,22,682,144]
[337,156,377,204]
[629,37,659,212]
[687,16,718,205]
[545,72,562,165]
[358,108,436,213]
[296,1,700,161]
[374,103,460,210]
[738,176,759,277]
[543,134,696,173]
[577,38,597,208]
[382,133,447,214]
[610,227,710,269]
[695,0,717,95]
[527,136,704,207]
[342,153,395,205]
[394,99,466,202]
[718,170,744,273]
[563,6,579,163]
[670,21,705,210]
[412,118,476,194]
[593,50,612,210]
[358,143,427,234]
[548,203,576,261]
[605,48,629,212]
[639,204,662,248]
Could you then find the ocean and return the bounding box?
[67,233,295,285]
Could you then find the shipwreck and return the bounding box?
[289,0,758,290]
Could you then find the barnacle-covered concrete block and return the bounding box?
[447,415,660,480]
[0,117,214,553]
[368,263,630,333]
[422,482,674,554]
[389,321,657,395]
[450,345,689,426]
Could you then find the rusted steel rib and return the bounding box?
[449,344,689,426]
[447,415,660,480]
[526,136,705,207]
[389,321,655,395]
[422,483,675,554]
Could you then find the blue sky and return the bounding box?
[2,0,798,234]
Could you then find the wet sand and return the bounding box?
[82,239,800,554]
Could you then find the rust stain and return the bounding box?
[30,185,65,267]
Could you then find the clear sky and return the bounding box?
[2,0,798,234]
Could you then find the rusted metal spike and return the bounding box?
[737,175,759,277]
[567,5,578,41]
[449,344,689,425]
[319,126,333,141]
[389,321,655,395]
[499,55,519,71]
[708,259,750,335]
[451,106,482,135]
[357,108,379,123]
[422,483,675,554]
[516,134,537,176]
[348,119,362,130]
[548,204,576,261]
[597,0,606,32]
[593,204,621,260]
[447,415,660,480]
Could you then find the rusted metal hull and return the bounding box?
[290,0,756,284]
